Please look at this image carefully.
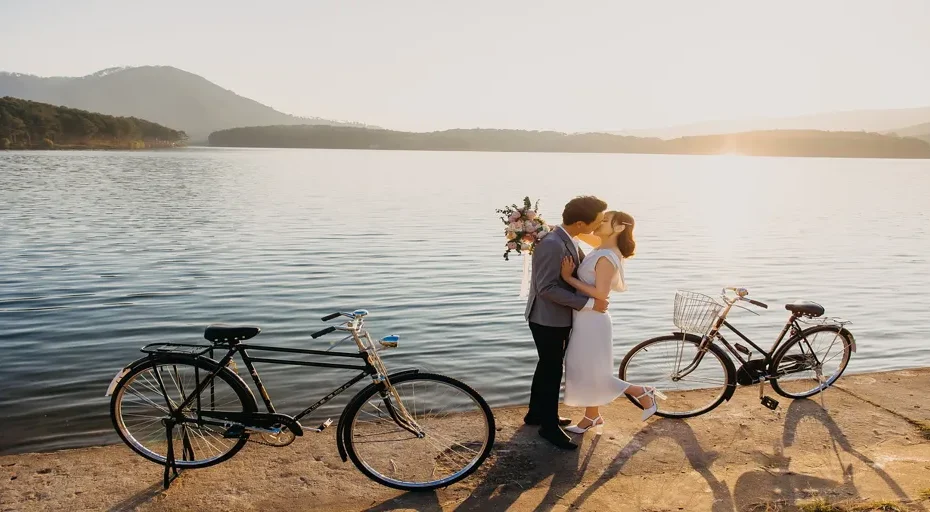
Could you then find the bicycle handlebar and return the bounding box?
[311,326,336,339]
[745,298,768,309]
[722,287,768,309]
[321,312,341,321]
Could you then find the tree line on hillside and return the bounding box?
[208,125,930,159]
[0,97,187,149]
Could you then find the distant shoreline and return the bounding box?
[3,144,185,151]
[205,145,930,160]
[207,125,930,160]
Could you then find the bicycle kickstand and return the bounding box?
[817,369,828,411]
[162,420,182,489]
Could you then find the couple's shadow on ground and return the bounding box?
[364,399,924,512]
[363,423,582,512]
[364,419,718,512]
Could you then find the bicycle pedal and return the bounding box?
[761,396,779,410]
[311,419,333,433]
[222,424,246,438]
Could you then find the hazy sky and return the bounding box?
[2,0,929,131]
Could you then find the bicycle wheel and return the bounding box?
[620,334,736,418]
[110,355,257,468]
[770,325,853,399]
[342,372,495,491]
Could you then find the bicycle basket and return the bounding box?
[673,291,723,336]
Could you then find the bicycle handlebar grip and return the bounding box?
[748,299,768,309]
[321,312,341,321]
[311,326,336,339]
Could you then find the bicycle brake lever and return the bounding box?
[731,302,760,316]
[324,335,354,352]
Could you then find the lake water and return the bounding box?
[1,148,929,455]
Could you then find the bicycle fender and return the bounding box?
[670,332,739,402]
[335,369,420,462]
[105,354,256,410]
[841,327,857,353]
[795,325,857,353]
[105,356,156,396]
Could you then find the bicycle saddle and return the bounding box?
[204,324,261,343]
[784,301,824,318]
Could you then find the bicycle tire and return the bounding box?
[619,333,737,418]
[342,372,495,491]
[769,325,853,399]
[110,354,257,469]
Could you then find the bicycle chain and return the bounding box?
[246,427,296,447]
[226,357,296,447]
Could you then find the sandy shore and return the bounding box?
[2,368,929,512]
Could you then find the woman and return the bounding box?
[560,211,663,434]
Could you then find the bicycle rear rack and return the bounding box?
[141,342,215,357]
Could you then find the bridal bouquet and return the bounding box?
[497,197,552,298]
[496,197,552,261]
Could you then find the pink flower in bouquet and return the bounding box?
[509,211,521,221]
[526,210,537,220]
[507,241,517,250]
[524,221,537,232]
[510,220,524,231]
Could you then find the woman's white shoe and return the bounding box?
[565,415,604,435]
[632,387,667,421]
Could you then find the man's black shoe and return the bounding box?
[538,427,578,450]
[524,414,572,427]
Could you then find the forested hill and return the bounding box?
[208,125,930,159]
[0,97,187,149]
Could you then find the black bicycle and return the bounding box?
[105,309,495,491]
[620,287,856,418]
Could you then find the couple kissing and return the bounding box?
[523,196,662,450]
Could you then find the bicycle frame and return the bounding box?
[676,290,805,380]
[708,318,799,369]
[141,311,419,434]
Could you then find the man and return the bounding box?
[524,195,608,450]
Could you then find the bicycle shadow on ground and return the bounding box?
[568,418,735,512]
[363,426,584,512]
[106,481,165,512]
[732,397,926,512]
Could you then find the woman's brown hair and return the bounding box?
[610,211,635,258]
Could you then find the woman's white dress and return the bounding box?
[563,248,631,407]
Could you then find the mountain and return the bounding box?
[208,125,930,159]
[619,106,930,140]
[887,121,930,143]
[1,96,186,149]
[0,66,364,141]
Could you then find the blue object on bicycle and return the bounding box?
[353,309,369,317]
[382,335,400,343]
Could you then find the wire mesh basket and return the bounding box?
[673,291,724,336]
